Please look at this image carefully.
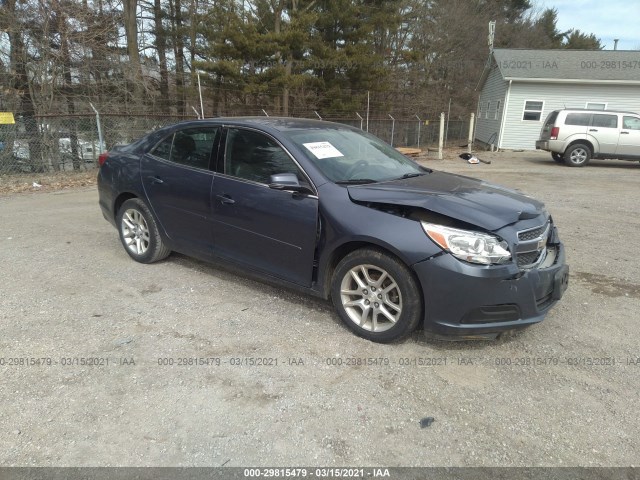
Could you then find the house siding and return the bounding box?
[500,82,640,150]
[475,65,508,146]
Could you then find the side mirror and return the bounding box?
[268,173,310,193]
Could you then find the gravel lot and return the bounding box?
[0,150,638,468]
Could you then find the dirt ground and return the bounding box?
[0,150,638,468]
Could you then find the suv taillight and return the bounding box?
[98,152,108,167]
[550,127,559,140]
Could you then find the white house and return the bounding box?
[475,48,640,150]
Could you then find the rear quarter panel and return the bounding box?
[98,152,145,224]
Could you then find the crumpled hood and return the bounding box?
[347,171,545,231]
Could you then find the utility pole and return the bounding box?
[488,20,496,53]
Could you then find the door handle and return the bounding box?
[588,129,598,132]
[149,176,164,185]
[620,131,629,134]
[216,194,235,205]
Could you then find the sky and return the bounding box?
[535,0,640,50]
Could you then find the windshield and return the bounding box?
[284,126,426,183]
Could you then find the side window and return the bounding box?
[150,127,217,169]
[151,134,173,161]
[522,101,543,121]
[171,128,217,169]
[565,113,591,126]
[622,116,640,130]
[225,128,304,184]
[591,114,618,129]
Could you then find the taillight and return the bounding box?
[98,152,108,167]
[550,127,559,140]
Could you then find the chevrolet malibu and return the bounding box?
[98,118,569,343]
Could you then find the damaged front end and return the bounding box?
[344,173,569,339]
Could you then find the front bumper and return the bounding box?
[413,244,568,339]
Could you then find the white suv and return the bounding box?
[535,109,640,167]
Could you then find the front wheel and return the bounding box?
[564,144,591,167]
[331,248,422,343]
[117,198,171,263]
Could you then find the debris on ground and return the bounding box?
[459,152,491,164]
[420,417,435,428]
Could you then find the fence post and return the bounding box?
[388,114,395,147]
[414,114,421,148]
[438,112,445,160]
[468,112,475,153]
[356,113,364,130]
[445,98,451,147]
[90,103,105,153]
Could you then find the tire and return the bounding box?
[551,152,564,163]
[331,248,422,343]
[564,144,591,167]
[117,198,171,263]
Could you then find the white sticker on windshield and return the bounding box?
[303,141,344,159]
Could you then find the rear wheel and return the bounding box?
[331,248,422,343]
[117,198,171,263]
[551,152,564,163]
[564,144,591,167]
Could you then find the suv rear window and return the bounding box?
[565,113,591,126]
[544,111,558,127]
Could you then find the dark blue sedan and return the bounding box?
[97,117,568,342]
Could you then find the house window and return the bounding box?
[486,101,491,119]
[522,101,543,121]
[586,102,606,110]
[495,100,501,120]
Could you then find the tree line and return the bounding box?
[0,0,603,121]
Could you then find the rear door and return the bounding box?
[141,126,220,255]
[589,113,619,155]
[616,115,640,157]
[211,127,318,286]
[562,112,590,142]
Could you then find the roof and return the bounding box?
[213,116,352,132]
[477,48,640,89]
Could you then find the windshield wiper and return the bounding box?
[397,172,427,179]
[335,178,378,185]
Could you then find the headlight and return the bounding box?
[421,222,511,265]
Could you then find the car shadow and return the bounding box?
[167,253,533,348]
[168,252,334,312]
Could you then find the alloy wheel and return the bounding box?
[120,208,151,255]
[339,264,402,332]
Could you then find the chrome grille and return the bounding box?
[516,221,551,269]
[518,223,549,241]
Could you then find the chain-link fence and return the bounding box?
[0,112,471,175]
[331,117,470,149]
[0,114,197,174]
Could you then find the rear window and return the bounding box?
[544,111,559,127]
[565,113,591,126]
